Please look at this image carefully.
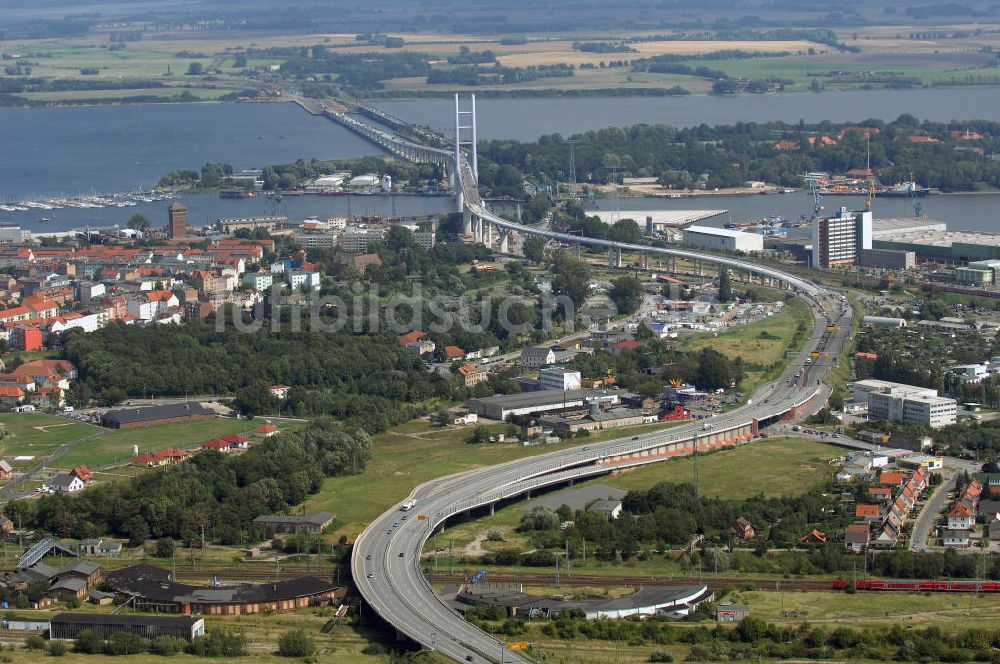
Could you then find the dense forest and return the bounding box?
[479,116,1000,191]
[58,319,449,433]
[5,419,368,545]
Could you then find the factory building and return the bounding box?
[852,379,957,428]
[956,259,1000,285]
[50,614,205,642]
[681,226,763,253]
[811,207,872,268]
[859,248,916,270]
[467,389,620,421]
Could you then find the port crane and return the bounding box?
[807,179,823,224]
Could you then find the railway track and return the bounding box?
[168,564,834,592]
[424,573,835,592]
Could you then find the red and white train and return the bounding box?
[833,579,1000,593]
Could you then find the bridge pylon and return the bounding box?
[454,93,478,185]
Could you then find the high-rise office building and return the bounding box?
[812,207,872,268]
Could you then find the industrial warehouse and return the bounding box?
[49,614,205,642]
[104,565,341,615]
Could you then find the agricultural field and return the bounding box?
[8,23,1000,103]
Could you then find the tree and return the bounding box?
[469,424,491,443]
[608,218,642,244]
[233,53,248,68]
[522,235,546,264]
[718,269,733,303]
[186,62,203,75]
[277,629,315,657]
[127,213,151,231]
[518,506,560,531]
[155,537,175,559]
[609,276,643,315]
[385,225,414,252]
[521,194,551,224]
[551,253,591,309]
[694,348,732,391]
[232,380,280,418]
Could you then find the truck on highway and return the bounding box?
[401,500,417,511]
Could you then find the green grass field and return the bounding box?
[602,436,840,497]
[729,589,1000,630]
[0,607,421,663]
[303,421,577,539]
[684,295,812,393]
[304,419,690,540]
[54,417,267,469]
[0,413,97,465]
[425,436,839,555]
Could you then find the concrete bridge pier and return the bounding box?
[484,221,494,246]
[489,503,495,516]
[456,190,465,215]
[571,243,581,258]
[463,208,473,237]
[498,229,512,254]
[608,247,623,268]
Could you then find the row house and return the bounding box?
[945,478,982,538]
[871,467,927,549]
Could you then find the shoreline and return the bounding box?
[7,83,1000,111]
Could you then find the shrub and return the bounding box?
[277,629,315,657]
[650,652,674,663]
[106,631,150,655]
[361,643,387,656]
[25,635,47,650]
[155,538,175,559]
[150,636,186,656]
[186,630,248,657]
[65,596,82,609]
[75,630,104,654]
[47,640,67,657]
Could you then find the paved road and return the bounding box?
[910,472,956,552]
[354,253,850,663]
[341,136,851,662]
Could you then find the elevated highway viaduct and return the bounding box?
[331,103,852,664]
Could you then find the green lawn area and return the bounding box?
[304,421,578,539]
[0,607,417,663]
[602,436,841,498]
[425,436,840,556]
[55,417,267,469]
[0,413,97,465]
[304,418,690,540]
[684,295,812,393]
[728,589,1000,630]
